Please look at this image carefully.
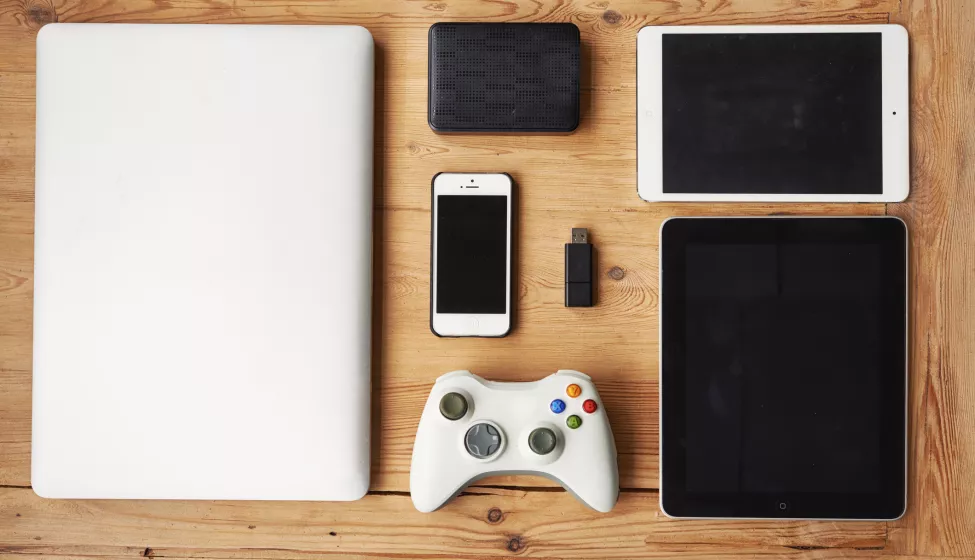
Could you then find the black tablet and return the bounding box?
[660,217,907,519]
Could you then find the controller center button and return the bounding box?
[528,427,557,455]
[439,392,469,421]
[465,423,502,458]
[566,415,582,429]
[582,399,598,414]
[566,384,582,398]
[550,399,566,414]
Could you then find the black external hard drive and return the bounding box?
[428,23,581,133]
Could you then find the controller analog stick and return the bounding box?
[439,392,468,420]
[528,427,557,455]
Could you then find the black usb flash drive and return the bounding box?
[565,228,594,307]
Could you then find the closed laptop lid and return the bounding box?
[32,23,374,500]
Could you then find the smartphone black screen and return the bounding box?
[436,195,508,314]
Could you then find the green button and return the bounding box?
[439,392,468,421]
[566,415,582,429]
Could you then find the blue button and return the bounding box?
[550,399,566,414]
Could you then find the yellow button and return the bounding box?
[566,384,582,398]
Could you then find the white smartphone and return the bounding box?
[430,172,513,338]
[636,24,909,202]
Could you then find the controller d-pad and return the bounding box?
[465,423,502,459]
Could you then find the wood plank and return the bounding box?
[0,201,885,489]
[0,10,889,206]
[372,203,883,492]
[887,0,975,557]
[0,72,34,202]
[0,553,956,560]
[0,549,932,560]
[10,1,975,559]
[0,487,890,559]
[0,195,32,486]
[0,0,890,491]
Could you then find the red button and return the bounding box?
[582,399,597,413]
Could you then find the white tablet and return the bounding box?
[637,25,909,203]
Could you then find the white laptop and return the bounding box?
[32,23,374,500]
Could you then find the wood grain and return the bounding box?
[887,0,975,557]
[1,0,974,558]
[0,0,891,492]
[0,487,889,559]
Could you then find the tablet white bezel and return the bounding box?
[636,25,909,203]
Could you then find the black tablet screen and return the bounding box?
[661,33,883,195]
[661,218,906,519]
[685,242,882,494]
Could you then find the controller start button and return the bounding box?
[566,384,582,398]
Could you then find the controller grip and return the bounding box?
[553,468,619,512]
[548,428,619,512]
[410,430,470,512]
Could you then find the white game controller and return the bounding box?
[410,370,619,513]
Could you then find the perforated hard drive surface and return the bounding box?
[428,23,580,133]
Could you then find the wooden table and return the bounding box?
[2,0,973,558]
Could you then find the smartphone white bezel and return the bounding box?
[431,173,513,337]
